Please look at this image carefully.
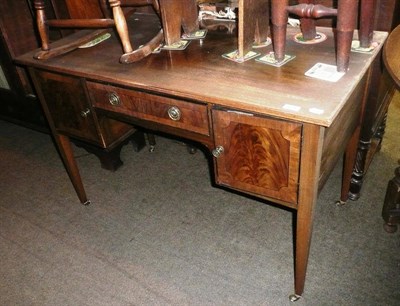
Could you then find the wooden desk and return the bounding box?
[382,25,400,233]
[16,13,386,300]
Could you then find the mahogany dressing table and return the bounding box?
[15,12,387,301]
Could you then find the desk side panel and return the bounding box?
[319,74,368,191]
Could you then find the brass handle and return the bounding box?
[168,106,181,121]
[80,108,91,118]
[108,92,121,106]
[212,146,224,158]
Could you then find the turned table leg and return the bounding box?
[339,126,362,205]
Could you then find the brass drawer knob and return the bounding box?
[168,106,181,121]
[108,92,121,106]
[80,108,91,118]
[212,146,224,158]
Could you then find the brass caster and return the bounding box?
[82,200,91,206]
[383,223,398,233]
[335,200,346,207]
[149,145,156,153]
[289,294,301,302]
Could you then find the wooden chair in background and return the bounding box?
[270,0,377,72]
[237,0,269,59]
[158,0,199,46]
[33,0,164,63]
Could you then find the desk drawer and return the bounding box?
[87,82,210,136]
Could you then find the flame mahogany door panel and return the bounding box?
[212,109,302,206]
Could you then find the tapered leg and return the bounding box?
[359,0,377,48]
[293,124,324,300]
[28,67,89,205]
[109,0,134,54]
[271,0,289,62]
[57,135,90,205]
[336,0,359,72]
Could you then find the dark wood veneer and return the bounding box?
[213,109,302,206]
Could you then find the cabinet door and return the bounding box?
[34,70,101,143]
[34,70,134,147]
[212,109,302,205]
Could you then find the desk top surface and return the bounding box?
[384,24,400,89]
[16,13,387,127]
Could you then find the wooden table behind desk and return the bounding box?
[384,25,400,88]
[382,24,400,233]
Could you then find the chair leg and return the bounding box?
[34,0,50,51]
[359,0,377,48]
[109,0,134,55]
[298,0,317,40]
[109,0,164,64]
[159,0,198,46]
[181,0,199,35]
[271,0,289,62]
[336,0,359,72]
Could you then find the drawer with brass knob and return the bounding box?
[87,81,210,136]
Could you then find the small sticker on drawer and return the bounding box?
[283,104,301,112]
